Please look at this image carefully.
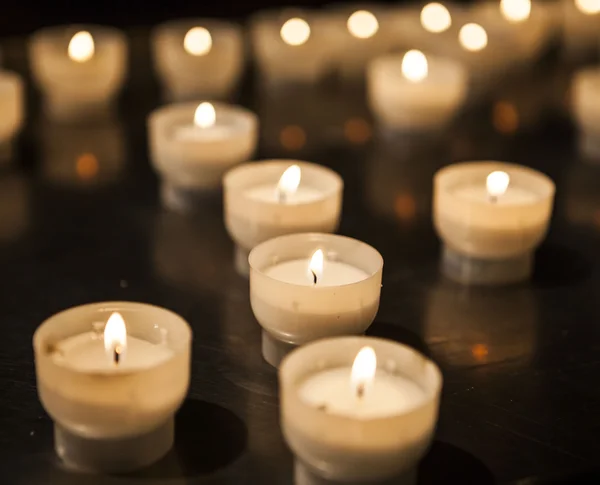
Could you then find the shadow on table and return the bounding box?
[367,321,431,359]
[532,243,591,288]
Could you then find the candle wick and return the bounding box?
[114,346,121,365]
[356,382,365,399]
[488,195,498,204]
[311,270,317,285]
[277,189,287,204]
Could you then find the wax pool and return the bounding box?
[299,367,427,419]
[172,123,234,141]
[264,259,368,286]
[245,184,323,204]
[453,184,538,204]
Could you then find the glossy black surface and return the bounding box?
[1,31,599,484]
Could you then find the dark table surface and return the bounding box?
[0,29,599,485]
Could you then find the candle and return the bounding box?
[562,0,600,59]
[148,101,258,210]
[433,161,555,285]
[29,26,127,122]
[367,49,467,131]
[571,67,600,158]
[33,302,192,473]
[0,70,24,161]
[248,233,382,367]
[250,9,333,85]
[152,19,244,101]
[223,160,343,276]
[280,336,442,483]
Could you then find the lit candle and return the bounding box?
[250,10,332,85]
[33,302,192,473]
[368,49,467,131]
[248,233,382,367]
[29,26,127,121]
[434,161,555,285]
[421,2,452,33]
[223,160,343,276]
[280,337,442,483]
[0,70,24,161]
[571,67,600,157]
[459,22,488,52]
[148,101,258,209]
[152,19,244,101]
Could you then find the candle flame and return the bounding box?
[194,102,216,129]
[104,312,127,364]
[277,164,302,199]
[184,27,212,56]
[308,249,324,284]
[68,31,95,63]
[420,3,452,33]
[351,346,376,398]
[486,171,510,198]
[459,23,488,52]
[575,0,600,14]
[280,18,311,46]
[500,0,531,23]
[347,10,379,39]
[402,50,428,82]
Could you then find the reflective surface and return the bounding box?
[1,31,599,484]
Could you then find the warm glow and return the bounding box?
[472,344,489,361]
[184,27,212,56]
[308,249,324,284]
[280,125,307,150]
[420,3,452,33]
[493,101,519,134]
[280,18,311,46]
[194,102,216,129]
[500,0,531,22]
[104,312,127,364]
[68,31,95,62]
[575,0,600,14]
[459,23,488,52]
[75,153,99,181]
[487,171,510,198]
[347,10,379,39]
[277,165,302,199]
[344,117,371,144]
[402,50,428,82]
[351,346,376,398]
[394,193,417,222]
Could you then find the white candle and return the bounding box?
[280,337,442,483]
[34,302,192,473]
[249,233,382,367]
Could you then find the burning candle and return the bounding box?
[152,19,244,101]
[33,302,191,473]
[0,70,24,161]
[223,160,343,275]
[433,161,555,285]
[29,26,127,121]
[248,233,383,367]
[368,49,467,131]
[280,336,442,483]
[148,101,258,210]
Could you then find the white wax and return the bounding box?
[173,123,234,142]
[299,367,427,419]
[245,184,324,204]
[264,258,368,286]
[454,184,539,205]
[52,332,174,372]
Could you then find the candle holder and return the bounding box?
[152,19,244,102]
[249,233,383,367]
[279,336,442,483]
[0,71,24,162]
[33,301,192,473]
[224,160,343,276]
[29,25,128,122]
[367,52,467,131]
[250,9,334,86]
[571,67,600,159]
[39,117,126,188]
[433,161,555,285]
[148,101,258,211]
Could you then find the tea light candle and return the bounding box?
[280,336,442,483]
[250,10,333,85]
[224,160,343,276]
[367,50,467,131]
[33,302,192,473]
[148,101,258,210]
[152,19,244,101]
[562,0,600,59]
[29,26,127,122]
[571,67,600,157]
[249,233,383,367]
[433,161,555,285]
[0,70,24,161]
